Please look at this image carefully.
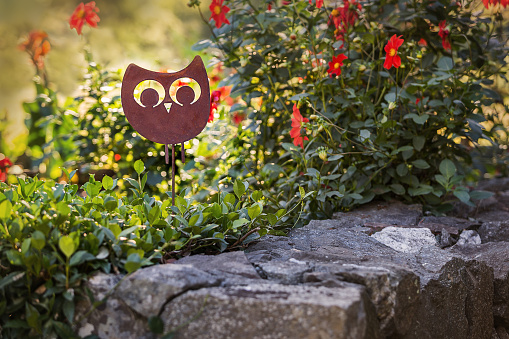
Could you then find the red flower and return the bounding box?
[438,21,451,51]
[0,157,12,183]
[383,34,404,70]
[232,112,245,125]
[69,1,100,35]
[416,98,421,105]
[209,0,230,29]
[290,104,309,149]
[418,38,427,47]
[483,0,508,8]
[209,90,222,123]
[18,30,51,69]
[329,1,361,29]
[309,0,324,8]
[114,154,121,162]
[327,54,348,77]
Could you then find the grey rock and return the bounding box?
[333,200,422,227]
[256,260,312,284]
[402,258,494,339]
[175,251,263,286]
[116,264,221,316]
[496,326,509,339]
[456,230,482,246]
[451,242,509,328]
[452,190,509,219]
[477,178,509,192]
[478,221,509,243]
[75,273,156,339]
[418,216,480,235]
[371,227,438,253]
[248,219,494,339]
[161,284,381,339]
[440,228,454,248]
[310,263,420,338]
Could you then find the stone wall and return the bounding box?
[75,180,509,339]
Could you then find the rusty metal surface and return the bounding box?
[121,56,210,145]
[121,56,210,205]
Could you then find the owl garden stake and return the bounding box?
[121,56,210,205]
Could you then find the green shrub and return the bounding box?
[0,160,307,337]
[192,0,509,214]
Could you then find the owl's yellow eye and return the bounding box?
[169,78,201,106]
[133,80,165,107]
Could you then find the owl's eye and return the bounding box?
[133,80,165,107]
[169,78,201,106]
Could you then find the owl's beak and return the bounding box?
[164,102,172,113]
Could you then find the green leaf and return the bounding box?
[233,179,247,199]
[439,159,456,179]
[435,174,449,188]
[125,256,142,274]
[62,299,75,324]
[266,214,278,226]
[248,204,262,220]
[437,56,453,71]
[0,200,12,221]
[251,191,263,202]
[119,225,140,238]
[232,218,249,229]
[224,193,236,205]
[148,316,165,334]
[102,176,114,190]
[299,186,305,198]
[56,201,71,216]
[453,190,471,204]
[0,271,25,289]
[31,231,46,251]
[25,302,41,333]
[412,136,425,151]
[59,236,76,258]
[412,159,430,169]
[396,164,408,177]
[390,184,405,195]
[104,196,118,212]
[69,250,95,266]
[134,160,145,175]
[148,205,161,224]
[469,190,494,201]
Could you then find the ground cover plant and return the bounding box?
[0,161,307,337]
[1,0,508,337]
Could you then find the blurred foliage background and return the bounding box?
[0,0,208,155]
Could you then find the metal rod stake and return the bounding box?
[172,144,176,206]
[181,142,185,163]
[165,144,169,164]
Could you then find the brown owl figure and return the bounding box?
[121,56,210,204]
[121,56,210,145]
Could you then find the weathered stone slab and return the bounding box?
[309,263,420,338]
[478,221,509,243]
[333,201,422,226]
[451,242,509,328]
[116,264,221,316]
[247,217,495,339]
[161,284,381,339]
[75,273,156,339]
[371,227,438,253]
[418,216,480,235]
[255,260,312,284]
[402,258,494,339]
[175,251,263,286]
